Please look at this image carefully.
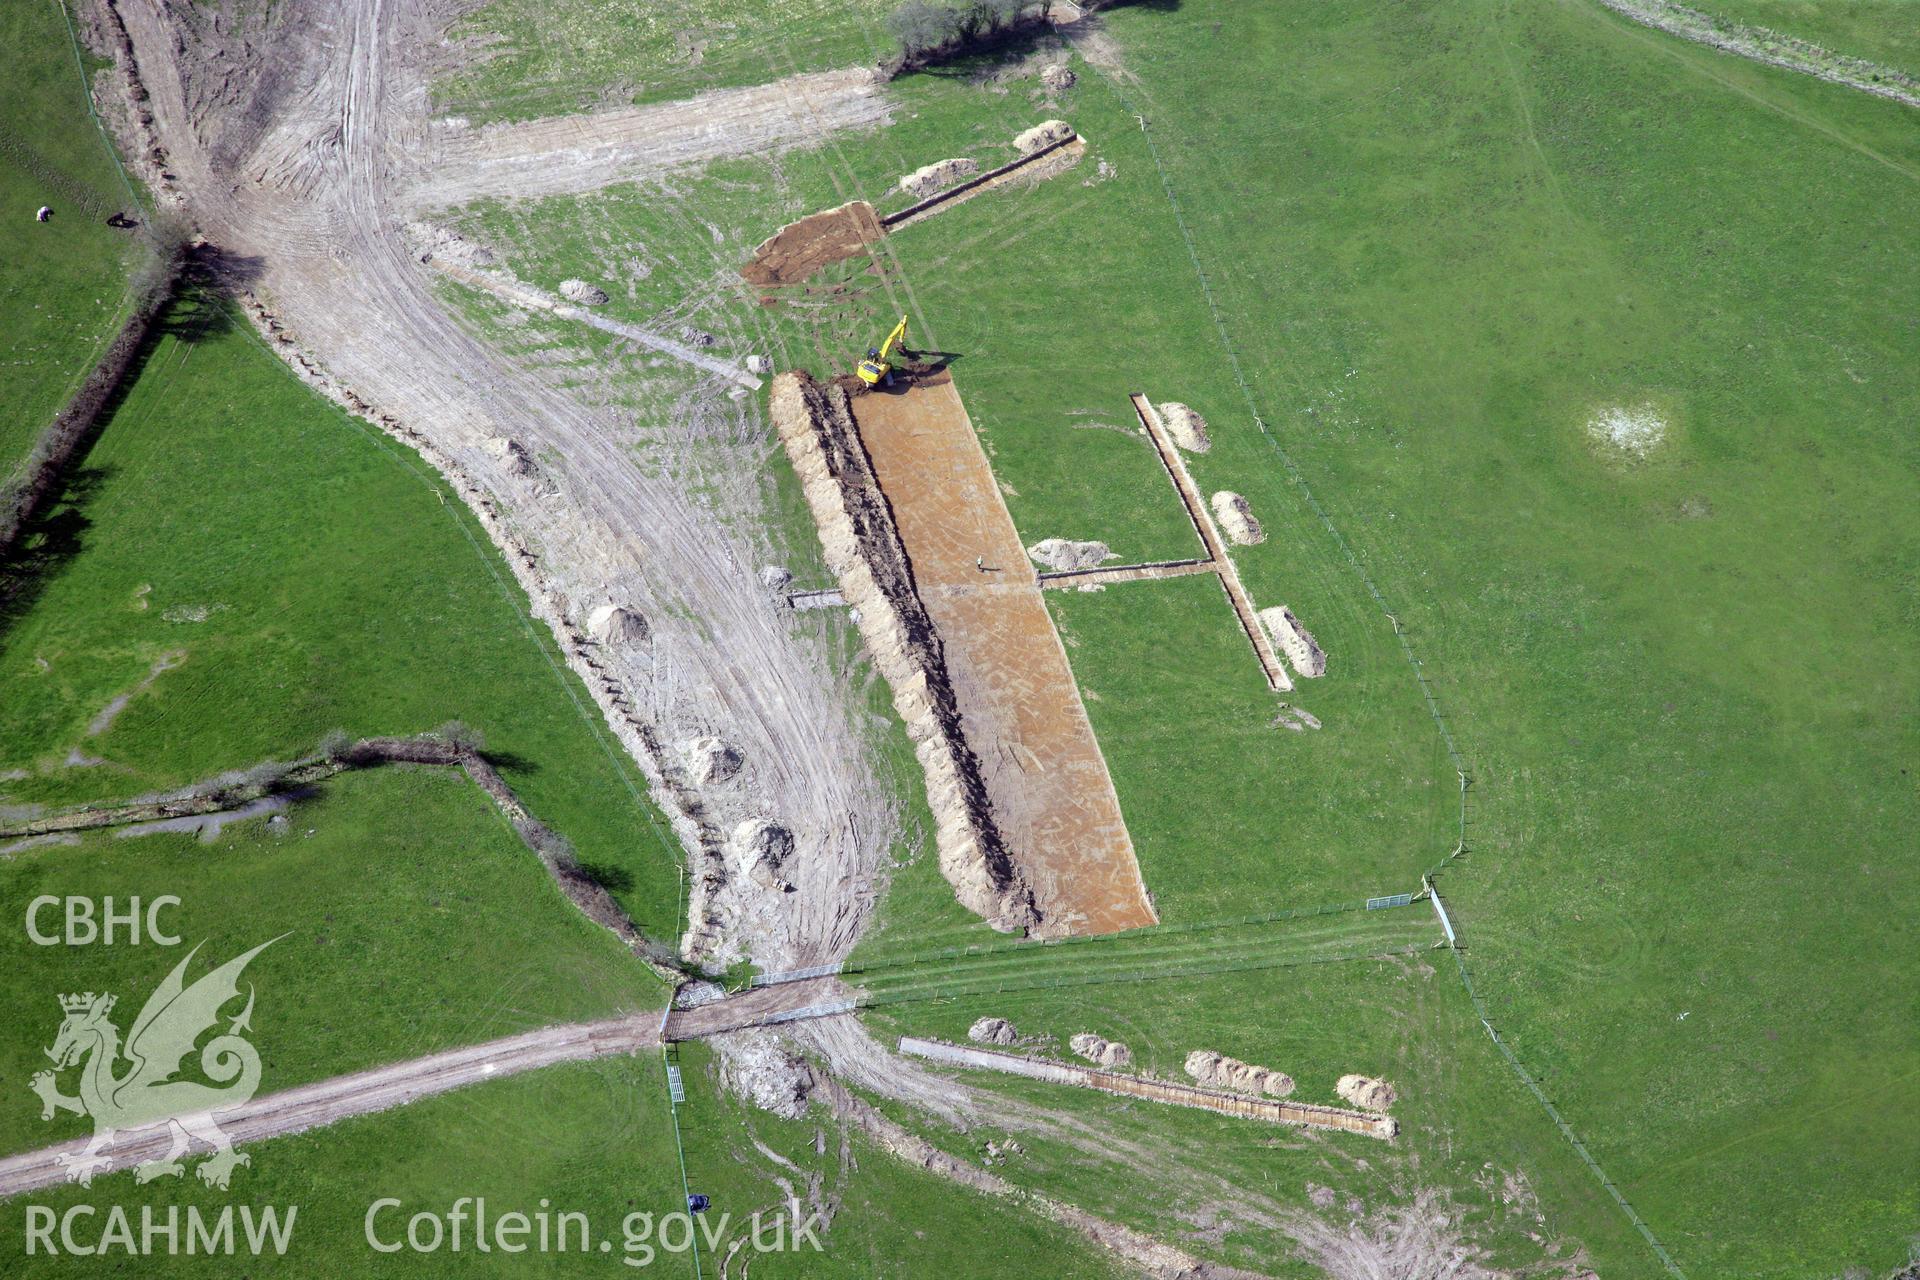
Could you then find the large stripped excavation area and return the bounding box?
[851,374,1157,934]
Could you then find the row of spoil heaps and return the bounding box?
[969,1016,1395,1114]
[1156,400,1327,682]
[894,118,1077,201]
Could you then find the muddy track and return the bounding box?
[409,68,890,211]
[95,0,897,979]
[817,1076,1278,1280]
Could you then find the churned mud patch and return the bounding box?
[741,200,884,287]
[1288,1187,1501,1280]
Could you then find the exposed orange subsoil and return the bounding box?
[850,372,1157,934]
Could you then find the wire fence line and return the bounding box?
[52,0,152,224]
[858,942,1429,1009]
[1450,949,1687,1278]
[858,914,1430,992]
[1090,65,1687,1280]
[839,896,1408,980]
[659,1043,707,1280]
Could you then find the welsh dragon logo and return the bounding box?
[30,938,281,1189]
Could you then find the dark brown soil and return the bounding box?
[740,200,885,287]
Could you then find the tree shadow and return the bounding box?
[0,279,250,648]
[187,242,268,296]
[151,287,240,344]
[893,0,1182,81]
[905,23,1063,82]
[479,748,540,776]
[0,465,113,647]
[579,862,635,895]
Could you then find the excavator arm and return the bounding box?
[877,315,909,362]
[857,315,911,386]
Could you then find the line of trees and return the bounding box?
[886,0,1051,58]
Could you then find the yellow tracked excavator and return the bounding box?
[856,315,910,387]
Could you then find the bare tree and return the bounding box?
[982,0,1026,30]
[434,719,486,752]
[887,1,960,54]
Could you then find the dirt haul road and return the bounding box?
[0,1014,658,1200]
[409,69,890,211]
[96,0,896,977]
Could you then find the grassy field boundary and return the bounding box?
[0,250,181,552]
[0,731,684,970]
[658,1043,709,1280]
[1079,44,1698,1280]
[1,2,177,531]
[215,293,696,935]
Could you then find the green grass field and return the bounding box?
[671,1039,1133,1278]
[1047,575,1453,922]
[1070,2,1918,1275]
[0,766,658,1157]
[0,1,150,478]
[40,0,1906,1274]
[862,944,1663,1278]
[0,1056,689,1277]
[436,2,1920,1272]
[0,291,688,944]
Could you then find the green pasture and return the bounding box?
[670,1039,1132,1278]
[300,0,1920,1273]
[0,766,658,1157]
[862,946,1660,1279]
[0,1035,1134,1278]
[1,1056,690,1277]
[0,291,687,944]
[1081,0,1920,1275]
[0,1,150,478]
